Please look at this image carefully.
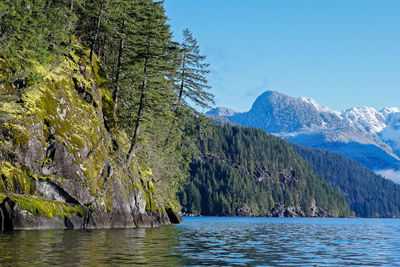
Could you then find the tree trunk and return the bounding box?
[127,41,150,166]
[176,50,186,113]
[164,50,186,148]
[90,1,104,63]
[113,35,124,117]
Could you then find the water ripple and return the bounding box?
[176,217,400,266]
[0,217,399,266]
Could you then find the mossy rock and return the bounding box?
[0,193,86,220]
[0,161,35,195]
[0,43,173,229]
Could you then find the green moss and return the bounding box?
[0,193,86,219]
[2,122,30,146]
[101,94,116,131]
[0,102,25,120]
[144,181,158,211]
[42,158,52,167]
[0,161,35,195]
[135,182,144,191]
[144,191,151,211]
[0,43,171,220]
[0,193,5,203]
[0,82,14,95]
[68,49,80,64]
[91,55,108,88]
[104,184,113,212]
[70,134,85,149]
[148,181,155,193]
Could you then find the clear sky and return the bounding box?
[164,0,400,112]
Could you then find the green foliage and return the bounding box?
[292,144,400,218]
[118,0,176,146]
[180,124,351,217]
[0,0,76,67]
[0,0,214,217]
[175,29,214,111]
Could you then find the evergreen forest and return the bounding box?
[179,124,351,217]
[292,144,400,217]
[0,0,214,211]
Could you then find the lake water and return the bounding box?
[0,217,399,266]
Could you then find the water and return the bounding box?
[0,217,399,266]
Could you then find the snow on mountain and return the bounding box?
[207,90,400,183]
[380,112,400,156]
[207,107,238,117]
[341,107,386,134]
[299,96,332,114]
[225,91,346,133]
[381,107,400,116]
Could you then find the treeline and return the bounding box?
[179,124,351,217]
[292,144,400,217]
[0,1,213,207]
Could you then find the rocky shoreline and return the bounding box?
[0,195,181,231]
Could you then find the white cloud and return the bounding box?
[375,169,400,184]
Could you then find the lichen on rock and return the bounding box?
[0,42,181,230]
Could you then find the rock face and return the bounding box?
[0,42,181,230]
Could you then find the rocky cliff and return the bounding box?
[0,41,181,230]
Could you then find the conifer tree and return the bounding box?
[107,0,139,116]
[75,0,112,63]
[0,0,218,213]
[0,0,75,64]
[121,0,176,167]
[175,29,214,113]
[89,0,105,63]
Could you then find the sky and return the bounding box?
[164,0,400,112]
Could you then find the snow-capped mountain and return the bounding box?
[207,91,400,183]
[207,107,238,117]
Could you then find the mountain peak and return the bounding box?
[251,90,298,110]
[207,90,400,182]
[231,90,344,133]
[206,107,238,117]
[299,96,331,113]
[381,107,400,115]
[256,90,293,102]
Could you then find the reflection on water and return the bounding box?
[0,226,184,266]
[0,217,399,266]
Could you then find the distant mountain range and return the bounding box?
[207,91,400,183]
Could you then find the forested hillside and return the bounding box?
[0,0,212,229]
[207,91,400,178]
[292,144,400,217]
[179,124,352,217]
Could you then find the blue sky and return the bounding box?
[164,0,400,112]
